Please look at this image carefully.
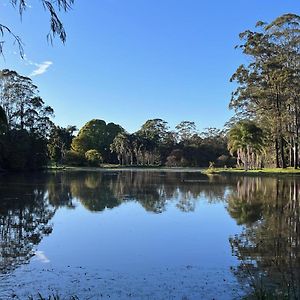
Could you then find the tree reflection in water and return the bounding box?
[2,170,300,299]
[228,176,300,299]
[46,171,229,214]
[0,171,230,275]
[0,173,55,273]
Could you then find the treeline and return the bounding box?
[52,118,233,168]
[228,14,300,169]
[0,69,233,170]
[65,118,233,168]
[2,13,299,171]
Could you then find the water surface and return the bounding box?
[0,170,299,299]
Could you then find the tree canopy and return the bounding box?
[0,69,55,170]
[71,119,124,163]
[230,13,300,169]
[228,121,265,170]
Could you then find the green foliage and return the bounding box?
[110,132,133,165]
[5,129,31,170]
[0,69,54,136]
[64,150,86,166]
[85,149,102,166]
[109,120,230,167]
[72,119,123,163]
[175,121,197,143]
[137,118,169,144]
[165,149,188,167]
[228,121,265,170]
[0,70,54,170]
[0,130,49,170]
[48,125,76,165]
[215,154,235,168]
[230,14,300,169]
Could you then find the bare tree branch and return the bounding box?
[0,24,24,58]
[1,0,74,57]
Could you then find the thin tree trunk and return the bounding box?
[294,142,298,169]
[275,138,280,168]
[290,137,294,168]
[280,136,286,169]
[294,99,299,169]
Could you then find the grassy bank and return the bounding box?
[203,167,300,176]
[46,165,206,172]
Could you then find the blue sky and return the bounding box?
[0,0,299,133]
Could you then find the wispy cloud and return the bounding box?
[21,54,53,77]
[30,61,53,77]
[34,250,50,263]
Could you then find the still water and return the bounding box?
[0,170,299,299]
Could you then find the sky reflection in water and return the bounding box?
[0,171,299,299]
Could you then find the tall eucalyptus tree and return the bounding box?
[0,69,54,136]
[230,14,300,168]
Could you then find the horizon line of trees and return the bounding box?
[61,118,234,168]
[0,69,234,170]
[1,13,300,171]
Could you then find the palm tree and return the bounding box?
[228,121,265,170]
[110,133,132,165]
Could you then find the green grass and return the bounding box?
[203,167,300,175]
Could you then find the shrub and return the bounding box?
[85,149,102,166]
[63,150,85,166]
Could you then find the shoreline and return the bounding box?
[203,167,300,176]
[5,166,300,176]
[46,165,206,173]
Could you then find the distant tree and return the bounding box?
[166,149,187,167]
[85,149,102,166]
[132,134,148,165]
[228,121,265,170]
[72,119,106,154]
[135,119,172,165]
[105,122,126,162]
[0,70,54,170]
[72,119,124,163]
[175,121,197,144]
[48,125,77,165]
[0,69,54,136]
[110,132,132,165]
[137,119,169,144]
[63,150,85,166]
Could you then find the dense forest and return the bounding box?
[0,13,300,171]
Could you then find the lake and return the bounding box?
[0,170,299,299]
